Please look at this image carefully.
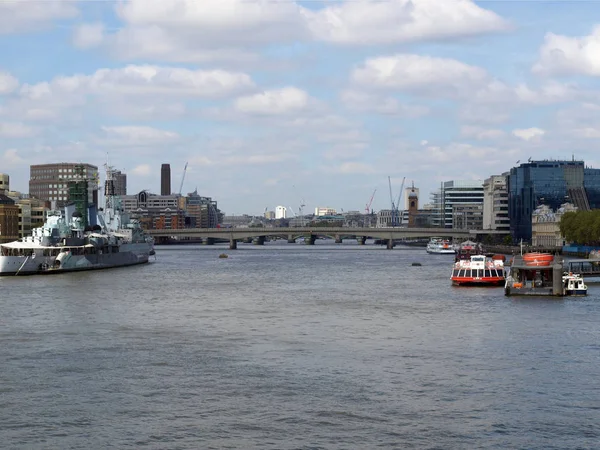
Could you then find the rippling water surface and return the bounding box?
[2,243,600,449]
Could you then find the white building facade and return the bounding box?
[275,205,287,219]
[482,174,510,232]
[314,207,337,216]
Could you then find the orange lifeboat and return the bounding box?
[522,252,554,266]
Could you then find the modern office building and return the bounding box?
[29,163,99,208]
[438,180,484,228]
[508,159,600,241]
[161,164,171,196]
[482,174,510,232]
[186,190,220,228]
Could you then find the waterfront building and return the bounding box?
[120,191,185,230]
[531,203,577,247]
[508,159,600,241]
[275,205,287,219]
[482,174,510,232]
[315,207,337,216]
[428,189,444,227]
[438,180,484,228]
[0,191,19,244]
[264,210,275,220]
[452,204,483,230]
[161,164,171,196]
[186,190,220,228]
[29,162,99,208]
[7,193,49,238]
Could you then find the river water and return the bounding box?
[2,243,600,449]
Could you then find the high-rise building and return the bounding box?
[482,174,510,232]
[161,164,171,196]
[275,205,287,219]
[508,159,600,241]
[438,180,484,228]
[29,163,99,208]
[113,170,127,196]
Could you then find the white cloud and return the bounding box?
[512,127,546,141]
[234,87,311,115]
[100,126,180,146]
[0,72,19,94]
[76,0,507,64]
[72,23,105,49]
[336,162,377,174]
[533,25,600,76]
[2,149,24,167]
[131,164,152,176]
[20,65,254,99]
[0,0,78,34]
[306,0,509,45]
[340,90,429,117]
[461,126,506,140]
[84,0,307,63]
[351,54,488,96]
[0,122,37,138]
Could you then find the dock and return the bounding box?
[564,259,600,277]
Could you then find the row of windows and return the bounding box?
[452,269,504,278]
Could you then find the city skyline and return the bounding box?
[2,1,600,215]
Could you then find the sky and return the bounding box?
[1,0,600,216]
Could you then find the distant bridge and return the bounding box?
[146,227,506,249]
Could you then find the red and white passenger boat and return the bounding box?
[451,254,506,286]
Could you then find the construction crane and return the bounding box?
[365,188,376,214]
[178,162,188,196]
[388,176,406,227]
[395,177,406,226]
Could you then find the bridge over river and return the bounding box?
[147,227,505,249]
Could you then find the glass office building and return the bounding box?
[508,160,600,241]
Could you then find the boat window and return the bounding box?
[484,270,491,277]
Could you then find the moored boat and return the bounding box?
[426,237,455,254]
[451,254,505,286]
[562,272,588,296]
[0,165,154,276]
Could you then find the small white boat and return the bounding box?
[426,237,455,254]
[562,272,588,296]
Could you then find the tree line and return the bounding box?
[560,210,600,246]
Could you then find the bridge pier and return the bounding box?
[253,236,265,245]
[287,234,296,243]
[229,239,237,250]
[335,234,343,244]
[305,234,316,245]
[203,238,215,245]
[357,236,367,245]
[386,239,395,250]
